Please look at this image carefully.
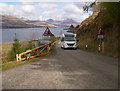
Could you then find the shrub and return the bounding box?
[7,33,21,61]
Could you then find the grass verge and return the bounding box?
[1,42,56,71]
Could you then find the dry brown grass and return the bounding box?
[1,42,13,58]
[1,41,33,58]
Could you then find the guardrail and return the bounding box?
[16,42,56,62]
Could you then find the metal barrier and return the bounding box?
[16,42,55,62]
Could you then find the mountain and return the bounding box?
[1,15,35,28]
[0,15,58,28]
[1,14,78,28]
[46,19,54,23]
[26,20,58,27]
[46,18,79,27]
[60,19,79,26]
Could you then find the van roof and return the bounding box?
[62,33,76,37]
[63,33,75,36]
[64,34,74,35]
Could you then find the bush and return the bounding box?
[7,33,21,61]
[50,36,57,42]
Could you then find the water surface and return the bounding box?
[1,27,69,43]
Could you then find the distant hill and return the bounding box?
[26,20,58,28]
[1,15,58,28]
[60,19,79,26]
[0,15,35,28]
[46,18,79,27]
[46,19,54,23]
[1,14,79,28]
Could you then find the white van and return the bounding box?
[61,34,77,49]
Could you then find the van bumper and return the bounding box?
[64,46,77,49]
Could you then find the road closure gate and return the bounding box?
[16,42,55,62]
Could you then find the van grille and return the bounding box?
[67,43,75,46]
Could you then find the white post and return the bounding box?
[16,54,19,62]
[86,45,88,50]
[98,45,101,53]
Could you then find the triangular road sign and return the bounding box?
[43,27,53,36]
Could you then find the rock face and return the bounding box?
[78,12,100,30]
[76,9,118,57]
[76,11,101,42]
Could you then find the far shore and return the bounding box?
[1,26,59,29]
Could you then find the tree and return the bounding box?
[76,25,80,28]
[13,33,21,54]
[8,33,21,61]
[69,24,76,31]
[83,1,96,12]
[70,24,74,28]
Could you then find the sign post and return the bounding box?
[97,27,105,53]
[102,41,104,53]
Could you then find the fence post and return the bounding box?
[47,44,50,52]
[16,54,19,62]
[19,54,21,61]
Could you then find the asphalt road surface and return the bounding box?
[2,42,118,89]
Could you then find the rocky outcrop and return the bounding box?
[76,8,118,58]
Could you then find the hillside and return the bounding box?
[0,15,58,28]
[0,15,35,28]
[26,20,58,28]
[76,2,119,58]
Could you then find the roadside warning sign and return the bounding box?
[97,27,105,35]
[43,27,54,36]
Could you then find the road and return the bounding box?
[2,42,118,89]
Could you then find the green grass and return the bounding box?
[1,41,57,71]
[1,43,13,58]
[1,36,58,71]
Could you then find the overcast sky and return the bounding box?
[0,1,93,23]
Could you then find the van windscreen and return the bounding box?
[64,37,76,41]
[65,34,74,37]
